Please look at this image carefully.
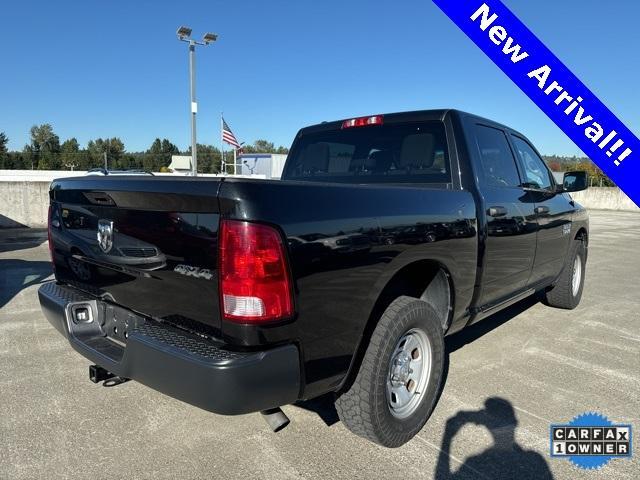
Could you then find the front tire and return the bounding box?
[543,238,586,309]
[335,296,445,447]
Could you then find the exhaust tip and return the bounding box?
[260,407,290,432]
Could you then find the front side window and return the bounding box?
[511,136,553,190]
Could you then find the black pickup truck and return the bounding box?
[39,109,589,447]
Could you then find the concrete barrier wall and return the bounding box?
[0,181,637,229]
[0,170,88,182]
[0,181,51,228]
[571,187,639,212]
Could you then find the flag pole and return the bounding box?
[220,113,225,174]
[233,147,237,175]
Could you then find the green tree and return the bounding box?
[245,139,274,153]
[161,139,179,155]
[197,144,216,173]
[29,124,61,169]
[60,138,81,170]
[546,160,562,172]
[87,138,126,170]
[0,132,8,169]
[145,138,180,172]
[119,153,140,170]
[542,154,612,187]
[184,144,223,173]
[22,144,36,170]
[0,126,290,172]
[144,138,163,172]
[31,124,60,151]
[242,139,289,154]
[6,152,26,169]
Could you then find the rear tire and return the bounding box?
[543,238,586,309]
[335,296,445,447]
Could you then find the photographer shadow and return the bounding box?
[435,397,554,480]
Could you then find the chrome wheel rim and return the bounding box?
[572,255,582,297]
[386,328,432,419]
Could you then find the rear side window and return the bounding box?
[474,125,521,188]
[283,122,450,184]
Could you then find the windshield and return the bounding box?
[283,121,451,184]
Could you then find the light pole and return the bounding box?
[103,138,110,171]
[177,26,218,176]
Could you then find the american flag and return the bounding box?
[222,118,241,149]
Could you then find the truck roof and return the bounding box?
[298,109,518,137]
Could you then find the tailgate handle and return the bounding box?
[83,192,116,206]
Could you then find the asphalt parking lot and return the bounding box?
[1,210,638,479]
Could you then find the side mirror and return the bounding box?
[561,171,588,193]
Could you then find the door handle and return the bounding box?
[487,206,507,217]
[535,206,550,215]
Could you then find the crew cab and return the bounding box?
[39,110,589,447]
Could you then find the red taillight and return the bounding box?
[219,220,293,323]
[47,205,55,270]
[341,115,384,129]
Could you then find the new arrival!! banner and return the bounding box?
[432,0,640,207]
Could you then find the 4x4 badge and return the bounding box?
[97,219,114,253]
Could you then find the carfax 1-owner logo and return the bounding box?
[550,412,633,470]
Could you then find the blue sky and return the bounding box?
[1,0,638,156]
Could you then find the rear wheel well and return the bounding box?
[338,260,453,394]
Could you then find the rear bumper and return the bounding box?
[38,282,301,415]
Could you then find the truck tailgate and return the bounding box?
[49,176,223,336]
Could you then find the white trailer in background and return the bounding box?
[237,154,287,179]
[169,155,193,175]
